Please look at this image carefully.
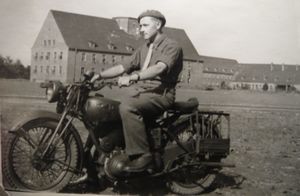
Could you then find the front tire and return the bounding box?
[3,121,80,192]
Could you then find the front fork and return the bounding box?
[41,110,74,158]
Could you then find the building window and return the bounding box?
[54,52,57,60]
[44,40,47,46]
[126,45,134,52]
[82,53,86,61]
[33,66,37,73]
[59,66,62,74]
[88,41,97,48]
[40,66,43,73]
[81,67,85,74]
[92,53,96,63]
[102,54,106,64]
[46,66,50,74]
[46,52,50,60]
[52,66,56,74]
[40,52,44,60]
[52,40,55,46]
[59,52,63,60]
[112,55,116,64]
[107,43,116,50]
[34,52,38,60]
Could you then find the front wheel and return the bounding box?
[3,121,80,192]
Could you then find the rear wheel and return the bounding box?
[166,121,217,195]
[167,165,216,195]
[3,121,79,192]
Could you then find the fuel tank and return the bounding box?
[83,95,121,123]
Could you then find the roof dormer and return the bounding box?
[88,41,97,48]
[107,43,116,50]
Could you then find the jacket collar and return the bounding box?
[147,33,167,49]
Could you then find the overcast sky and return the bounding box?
[0,0,299,66]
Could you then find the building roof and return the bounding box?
[235,63,300,84]
[163,27,201,61]
[200,55,239,75]
[51,10,141,55]
[51,10,201,61]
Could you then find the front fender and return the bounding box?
[10,110,63,132]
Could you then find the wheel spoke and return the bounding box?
[47,167,60,179]
[16,128,38,148]
[38,129,54,147]
[13,143,32,158]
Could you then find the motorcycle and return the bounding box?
[3,72,233,195]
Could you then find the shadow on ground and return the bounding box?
[61,171,246,195]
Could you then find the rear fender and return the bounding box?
[9,110,84,173]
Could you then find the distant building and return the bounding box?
[199,56,240,89]
[30,10,202,85]
[232,63,300,91]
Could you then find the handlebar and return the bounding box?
[88,79,118,91]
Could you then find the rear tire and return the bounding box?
[3,121,79,192]
[166,120,217,195]
[167,165,216,195]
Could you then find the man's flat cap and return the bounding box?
[138,10,166,26]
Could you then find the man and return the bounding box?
[91,10,183,172]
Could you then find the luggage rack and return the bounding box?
[192,110,231,156]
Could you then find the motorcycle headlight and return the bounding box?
[46,81,63,103]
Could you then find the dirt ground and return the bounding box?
[1,83,300,195]
[60,109,300,196]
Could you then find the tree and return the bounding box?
[0,54,30,79]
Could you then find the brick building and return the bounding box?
[199,56,239,89]
[30,10,202,85]
[231,63,300,91]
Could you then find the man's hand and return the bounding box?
[118,74,139,87]
[91,74,101,83]
[118,76,131,87]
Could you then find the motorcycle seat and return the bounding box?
[169,97,199,114]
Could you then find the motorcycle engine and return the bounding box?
[104,150,129,180]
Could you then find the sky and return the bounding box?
[0,0,299,66]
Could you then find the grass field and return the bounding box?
[1,79,300,195]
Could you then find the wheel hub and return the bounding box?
[32,145,56,171]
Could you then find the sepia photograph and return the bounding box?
[0,0,299,195]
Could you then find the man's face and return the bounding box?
[139,16,161,40]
